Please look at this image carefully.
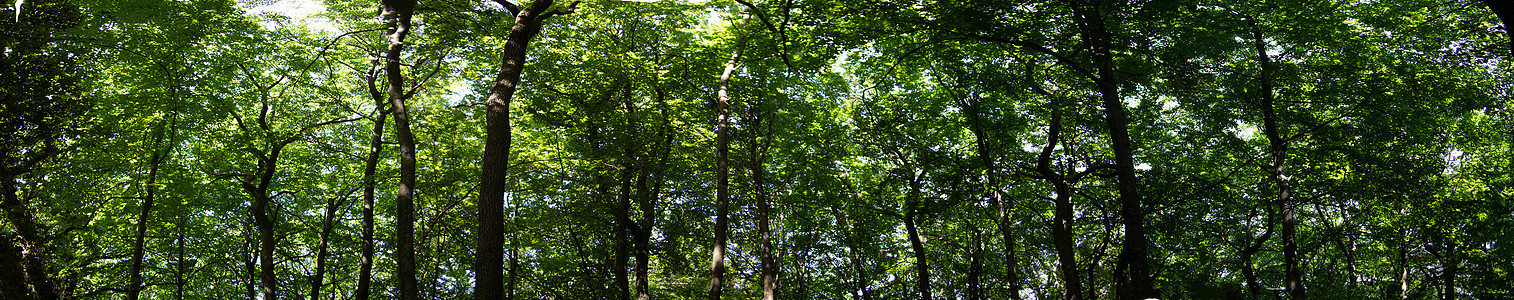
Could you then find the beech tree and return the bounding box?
[3,0,1512,299]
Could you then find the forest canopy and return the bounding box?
[2,0,1512,299]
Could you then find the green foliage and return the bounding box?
[3,0,1512,299]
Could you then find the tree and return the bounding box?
[475,1,579,299]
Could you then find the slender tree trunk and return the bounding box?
[751,87,778,300]
[1397,245,1410,300]
[245,144,290,300]
[635,83,673,300]
[1036,104,1081,300]
[129,112,178,300]
[245,221,256,300]
[380,0,420,298]
[176,230,186,300]
[309,195,342,300]
[905,173,931,300]
[1442,244,1458,300]
[904,207,931,300]
[966,224,984,300]
[614,88,638,300]
[357,86,388,300]
[707,13,749,300]
[477,1,577,299]
[251,194,277,300]
[1070,1,1150,298]
[836,204,871,300]
[964,99,1023,300]
[1248,23,1302,300]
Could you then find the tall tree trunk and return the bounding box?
[836,204,871,300]
[1036,103,1082,300]
[310,195,343,300]
[244,143,291,300]
[129,112,178,300]
[1397,244,1410,300]
[1,174,58,300]
[1441,244,1458,300]
[1070,1,1150,298]
[357,76,388,300]
[964,98,1023,300]
[245,221,256,300]
[380,0,420,298]
[251,193,276,300]
[614,87,638,300]
[904,174,931,300]
[635,83,673,300]
[476,1,578,299]
[175,230,186,300]
[751,83,778,300]
[707,13,749,300]
[966,223,984,300]
[0,214,31,300]
[1248,22,1302,300]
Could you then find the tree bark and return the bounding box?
[1248,21,1303,300]
[1069,1,1151,298]
[1,176,58,300]
[966,224,984,300]
[707,13,749,300]
[128,112,178,300]
[476,1,578,299]
[904,171,931,300]
[357,70,388,300]
[750,81,778,300]
[634,82,674,300]
[309,194,343,300]
[1441,244,1458,300]
[1037,105,1082,300]
[614,86,639,300]
[244,142,291,300]
[1,229,29,299]
[963,95,1023,300]
[380,0,420,298]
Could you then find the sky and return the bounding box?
[242,0,339,33]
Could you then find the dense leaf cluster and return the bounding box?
[2,0,1512,299]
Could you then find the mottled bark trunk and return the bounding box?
[1069,1,1150,298]
[751,87,777,300]
[1,174,57,300]
[1397,245,1410,300]
[707,14,748,300]
[477,1,577,299]
[1,229,27,299]
[1249,23,1302,300]
[964,99,1022,300]
[310,195,342,300]
[129,113,177,300]
[1037,104,1081,300]
[380,0,420,298]
[357,95,387,300]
